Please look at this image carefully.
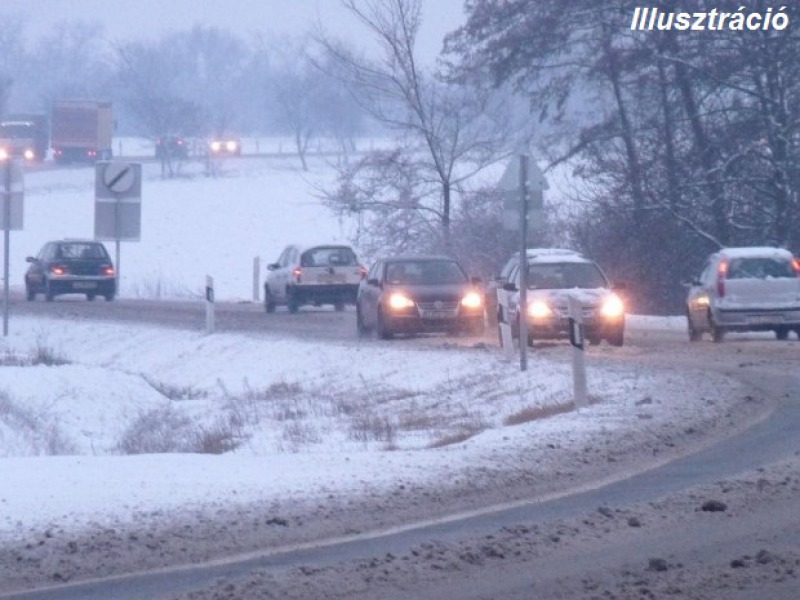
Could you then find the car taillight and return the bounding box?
[51,265,68,275]
[103,265,115,276]
[792,257,800,275]
[716,260,727,297]
[293,267,302,282]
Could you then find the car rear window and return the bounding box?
[57,243,108,260]
[301,247,358,267]
[528,262,608,289]
[726,257,795,279]
[386,260,467,285]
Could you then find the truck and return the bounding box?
[51,100,114,163]
[0,114,49,162]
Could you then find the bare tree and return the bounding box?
[316,0,513,250]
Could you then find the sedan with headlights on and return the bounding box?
[356,255,485,339]
[497,250,625,346]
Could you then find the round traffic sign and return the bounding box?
[103,162,136,194]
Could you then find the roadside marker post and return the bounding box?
[205,275,215,334]
[568,295,588,409]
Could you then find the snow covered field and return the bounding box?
[0,147,747,555]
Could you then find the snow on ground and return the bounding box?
[0,145,744,549]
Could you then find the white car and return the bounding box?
[685,247,800,342]
[496,249,626,346]
[264,244,366,313]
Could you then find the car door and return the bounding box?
[267,247,291,301]
[360,260,383,327]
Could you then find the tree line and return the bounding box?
[2,1,797,313]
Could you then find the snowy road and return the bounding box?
[1,306,798,599]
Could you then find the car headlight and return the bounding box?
[695,294,710,307]
[210,141,221,152]
[461,291,483,309]
[226,140,238,152]
[527,300,552,319]
[388,293,415,310]
[600,294,625,318]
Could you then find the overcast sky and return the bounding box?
[0,0,467,62]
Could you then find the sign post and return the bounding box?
[95,161,142,293]
[1,158,23,337]
[499,149,548,371]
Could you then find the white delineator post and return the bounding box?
[253,256,261,302]
[205,275,215,334]
[567,294,588,409]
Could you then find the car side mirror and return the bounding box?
[267,263,279,271]
[502,282,517,292]
[25,256,37,263]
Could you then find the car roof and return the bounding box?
[716,246,794,260]
[382,254,457,263]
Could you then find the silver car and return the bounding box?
[685,247,800,342]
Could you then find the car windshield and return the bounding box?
[726,257,796,279]
[301,247,358,267]
[386,260,467,285]
[526,262,608,289]
[57,243,107,260]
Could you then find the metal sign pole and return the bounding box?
[518,154,529,371]
[2,159,9,337]
[115,194,121,290]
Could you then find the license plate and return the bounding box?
[73,282,97,289]
[423,310,452,320]
[748,315,777,324]
[317,274,345,284]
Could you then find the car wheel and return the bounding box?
[709,313,725,343]
[104,292,115,302]
[86,293,96,301]
[607,328,624,347]
[334,301,345,312]
[286,289,299,313]
[45,281,55,302]
[264,287,276,313]
[356,305,371,337]
[376,308,393,340]
[25,284,35,301]
[775,327,789,341]
[466,318,485,337]
[686,311,702,342]
[587,335,602,346]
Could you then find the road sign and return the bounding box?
[95,161,142,199]
[0,160,23,230]
[500,150,548,232]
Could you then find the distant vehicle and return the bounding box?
[356,255,485,339]
[25,240,116,302]
[264,244,365,313]
[51,100,113,163]
[0,115,48,162]
[207,135,241,156]
[497,249,625,346]
[155,135,189,159]
[685,246,800,342]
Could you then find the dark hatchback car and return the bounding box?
[25,240,116,301]
[356,255,485,339]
